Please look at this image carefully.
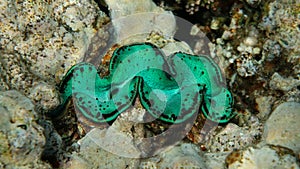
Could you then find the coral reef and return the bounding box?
[0,0,299,168]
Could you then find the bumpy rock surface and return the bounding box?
[227,145,299,169]
[0,90,51,168]
[64,128,140,169]
[203,152,231,169]
[263,102,300,154]
[140,143,207,169]
[205,118,263,152]
[105,0,176,44]
[0,0,109,107]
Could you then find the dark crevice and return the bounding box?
[94,0,110,16]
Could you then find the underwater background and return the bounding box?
[0,0,299,168]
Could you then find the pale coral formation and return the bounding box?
[156,0,219,15]
[202,0,300,78]
[269,72,300,92]
[205,117,263,152]
[28,82,60,111]
[140,143,207,169]
[255,96,274,120]
[0,0,109,167]
[0,90,51,168]
[263,102,300,154]
[184,0,216,15]
[0,53,39,95]
[64,129,140,169]
[227,145,299,169]
[0,0,109,105]
[105,0,176,45]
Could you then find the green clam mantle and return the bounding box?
[53,43,234,124]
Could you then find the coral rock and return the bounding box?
[263,102,300,154]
